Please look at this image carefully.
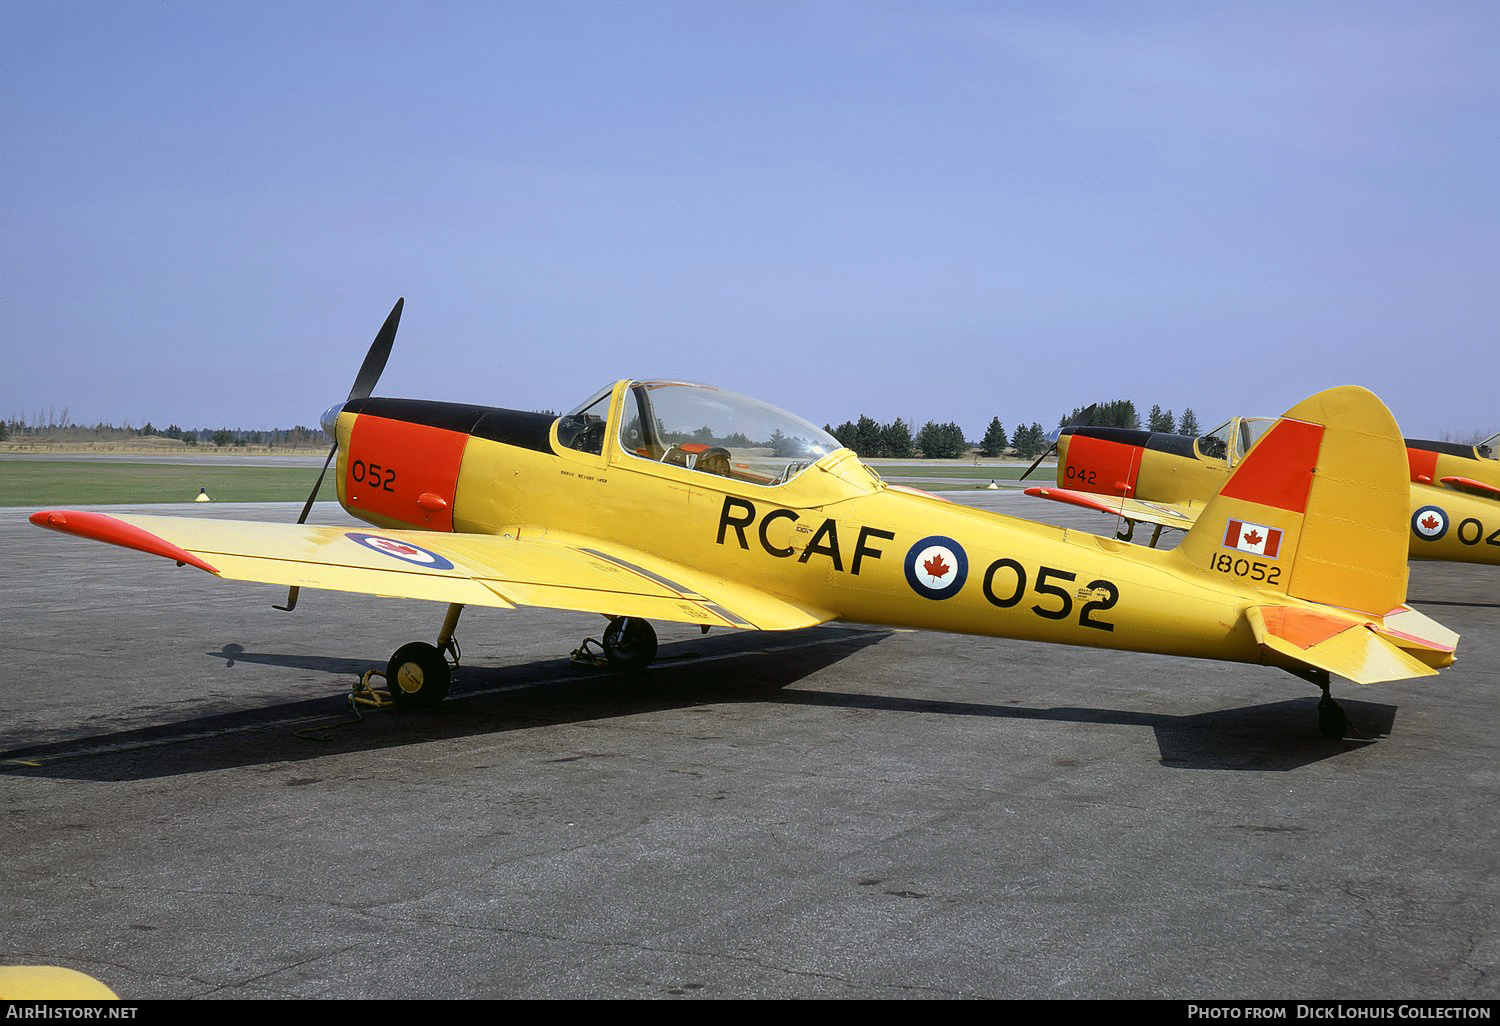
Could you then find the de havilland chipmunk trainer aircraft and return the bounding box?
[1027,412,1500,568]
[31,301,1459,739]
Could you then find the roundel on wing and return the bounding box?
[1411,505,1448,542]
[904,535,968,600]
[347,532,456,570]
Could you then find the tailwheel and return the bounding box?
[1317,694,1349,740]
[386,641,451,709]
[601,617,658,670]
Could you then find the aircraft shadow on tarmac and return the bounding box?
[1402,598,1500,609]
[772,690,1395,771]
[2,626,1395,781]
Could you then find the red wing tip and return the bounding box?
[1441,476,1500,499]
[30,509,221,575]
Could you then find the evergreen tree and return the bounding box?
[855,414,883,457]
[1012,422,1047,459]
[880,418,914,458]
[1179,408,1201,436]
[980,417,1009,457]
[1147,404,1176,433]
[946,422,969,457]
[916,420,967,459]
[1062,399,1139,430]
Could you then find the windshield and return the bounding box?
[1238,418,1275,460]
[1479,432,1498,460]
[556,384,612,455]
[1197,420,1233,462]
[619,380,842,486]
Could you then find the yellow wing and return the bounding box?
[29,510,832,632]
[1022,486,1202,532]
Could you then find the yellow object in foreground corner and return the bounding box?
[0,965,119,999]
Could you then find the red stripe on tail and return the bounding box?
[1219,420,1323,514]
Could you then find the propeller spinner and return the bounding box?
[1020,402,1097,482]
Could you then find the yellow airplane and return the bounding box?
[31,301,1459,739]
[1028,416,1500,567]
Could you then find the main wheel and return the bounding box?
[602,617,658,670]
[386,641,451,709]
[1317,695,1348,740]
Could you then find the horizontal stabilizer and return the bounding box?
[1377,605,1459,664]
[1024,486,1198,532]
[1244,605,1437,684]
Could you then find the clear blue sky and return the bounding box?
[3,1,1495,439]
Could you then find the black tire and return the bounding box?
[602,617,658,670]
[1317,695,1348,740]
[386,641,451,709]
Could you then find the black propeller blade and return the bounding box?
[292,443,339,528]
[277,298,404,612]
[348,297,403,402]
[1020,402,1097,482]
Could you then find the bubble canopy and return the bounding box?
[563,380,843,486]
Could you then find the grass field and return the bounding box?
[0,457,1043,506]
[0,460,340,506]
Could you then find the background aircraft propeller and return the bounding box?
[276,297,404,611]
[1020,403,1096,482]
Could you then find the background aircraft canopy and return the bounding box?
[1197,416,1275,466]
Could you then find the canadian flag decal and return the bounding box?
[1222,518,1283,559]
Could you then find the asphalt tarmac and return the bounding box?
[2,494,1496,1000]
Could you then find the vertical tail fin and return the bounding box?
[1176,386,1409,615]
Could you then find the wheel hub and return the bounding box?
[396,663,425,693]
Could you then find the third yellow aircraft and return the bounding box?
[1028,413,1500,567]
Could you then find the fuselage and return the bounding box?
[325,382,1381,672]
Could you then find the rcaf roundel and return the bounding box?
[1411,505,1449,542]
[904,535,968,600]
[347,532,456,570]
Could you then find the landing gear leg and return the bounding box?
[436,602,464,666]
[1284,665,1348,739]
[1317,688,1349,740]
[384,602,465,710]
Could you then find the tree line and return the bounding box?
[1059,400,1201,437]
[823,399,1209,460]
[1,414,326,448]
[825,416,1054,460]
